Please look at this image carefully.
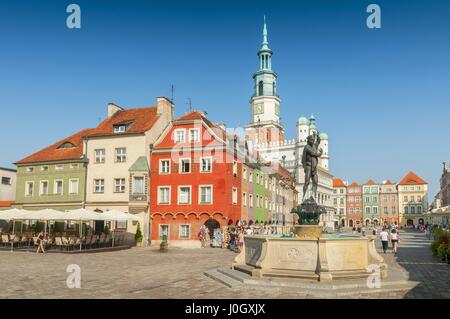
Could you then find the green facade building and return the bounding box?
[362,180,381,225]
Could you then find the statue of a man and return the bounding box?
[302,132,323,202]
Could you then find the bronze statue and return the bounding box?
[302,132,323,202]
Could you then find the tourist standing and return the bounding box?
[362,226,366,237]
[198,225,207,248]
[238,229,245,253]
[379,227,389,254]
[229,229,237,252]
[391,229,399,255]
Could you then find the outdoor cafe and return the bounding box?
[0,208,143,252]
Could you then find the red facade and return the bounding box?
[346,182,363,227]
[149,112,242,243]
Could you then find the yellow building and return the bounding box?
[397,171,428,226]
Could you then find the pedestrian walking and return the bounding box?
[391,229,399,255]
[362,226,366,237]
[379,227,389,254]
[36,230,46,254]
[238,229,245,253]
[198,225,207,248]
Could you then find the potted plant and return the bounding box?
[135,222,143,247]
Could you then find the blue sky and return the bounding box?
[1,0,449,198]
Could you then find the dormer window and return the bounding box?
[58,142,75,149]
[113,125,127,133]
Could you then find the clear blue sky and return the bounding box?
[1,0,449,198]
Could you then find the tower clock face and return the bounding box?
[254,103,264,115]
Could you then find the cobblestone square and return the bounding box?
[0,229,448,299]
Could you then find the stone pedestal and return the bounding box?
[293,225,323,238]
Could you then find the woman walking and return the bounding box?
[379,227,389,254]
[391,229,399,255]
[36,230,46,254]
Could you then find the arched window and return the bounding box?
[258,81,264,96]
[272,82,276,95]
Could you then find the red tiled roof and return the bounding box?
[366,179,376,185]
[176,111,226,140]
[398,171,427,185]
[16,128,93,164]
[384,180,393,185]
[88,107,159,137]
[0,201,14,207]
[348,182,360,187]
[333,178,346,187]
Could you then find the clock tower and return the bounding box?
[245,16,285,146]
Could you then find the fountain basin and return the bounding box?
[232,235,387,282]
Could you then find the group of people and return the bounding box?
[379,227,400,255]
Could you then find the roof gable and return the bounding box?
[333,178,346,187]
[398,171,427,185]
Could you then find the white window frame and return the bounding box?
[113,125,126,133]
[115,148,127,163]
[54,179,63,195]
[178,186,192,205]
[94,179,105,193]
[39,180,48,196]
[188,128,200,142]
[159,159,171,174]
[179,158,191,174]
[41,166,49,172]
[26,167,34,173]
[25,181,34,197]
[242,192,247,207]
[70,163,79,169]
[232,187,238,205]
[179,224,190,239]
[94,149,106,164]
[55,164,64,171]
[157,186,171,205]
[200,157,212,173]
[174,129,186,143]
[69,178,79,195]
[198,185,213,204]
[233,161,238,176]
[132,176,145,194]
[114,178,126,193]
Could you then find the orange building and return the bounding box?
[346,182,363,227]
[149,111,242,247]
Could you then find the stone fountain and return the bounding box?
[232,133,387,282]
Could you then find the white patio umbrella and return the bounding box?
[0,208,28,221]
[66,208,109,250]
[100,209,143,247]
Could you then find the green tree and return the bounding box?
[135,223,143,243]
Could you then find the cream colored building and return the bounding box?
[397,171,429,226]
[0,167,16,202]
[83,97,173,239]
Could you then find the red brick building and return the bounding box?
[346,182,363,227]
[149,112,242,247]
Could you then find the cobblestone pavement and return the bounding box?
[0,229,447,299]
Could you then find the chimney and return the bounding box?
[108,103,123,118]
[157,97,174,120]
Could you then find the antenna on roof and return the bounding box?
[187,98,192,113]
[170,84,175,103]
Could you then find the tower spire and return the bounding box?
[261,15,269,51]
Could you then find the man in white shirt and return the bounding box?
[379,228,389,254]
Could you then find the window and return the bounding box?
[25,181,34,196]
[340,189,344,194]
[55,165,64,171]
[199,185,212,204]
[373,196,377,203]
[404,206,409,214]
[54,180,63,195]
[249,171,253,181]
[340,208,344,215]
[115,148,126,162]
[178,186,191,204]
[70,163,79,169]
[392,207,396,215]
[243,168,247,180]
[410,206,415,214]
[1,177,11,185]
[372,207,377,214]
[366,207,370,214]
[41,166,49,171]
[174,129,186,143]
[232,187,238,205]
[95,149,105,163]
[133,176,144,194]
[333,198,337,205]
[69,179,79,195]
[179,225,190,239]
[180,159,191,173]
[26,167,34,173]
[200,157,212,173]
[94,179,105,193]
[114,178,126,193]
[159,159,170,174]
[116,220,128,229]
[340,198,344,205]
[417,195,422,202]
[410,195,415,202]
[365,197,370,203]
[39,181,48,195]
[349,208,354,214]
[113,125,126,133]
[384,207,388,214]
[258,80,263,96]
[189,128,200,142]
[404,195,408,202]
[158,187,171,204]
[417,206,422,214]
[159,225,169,240]
[242,192,247,207]
[233,161,238,176]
